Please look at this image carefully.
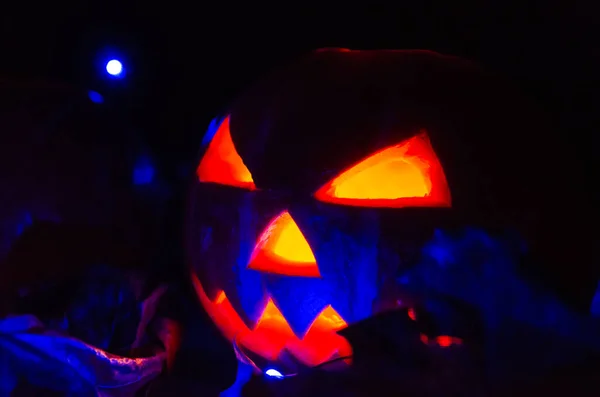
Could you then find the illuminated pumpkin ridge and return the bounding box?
[191,273,351,366]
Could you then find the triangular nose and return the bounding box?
[248,211,320,277]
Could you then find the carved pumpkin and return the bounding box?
[186,49,567,370]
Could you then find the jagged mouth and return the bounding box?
[191,272,353,373]
[232,333,351,377]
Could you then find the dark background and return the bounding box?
[1,2,599,293]
[2,1,599,299]
[1,2,599,391]
[2,2,598,190]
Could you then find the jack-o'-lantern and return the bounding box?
[186,49,580,371]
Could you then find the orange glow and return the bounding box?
[407,308,416,321]
[196,116,256,190]
[248,211,321,277]
[436,335,463,347]
[420,333,463,348]
[314,132,451,208]
[191,273,352,366]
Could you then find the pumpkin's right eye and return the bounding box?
[314,131,451,208]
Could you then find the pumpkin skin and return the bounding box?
[186,49,578,369]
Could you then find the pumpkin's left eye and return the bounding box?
[314,132,451,208]
[196,116,256,190]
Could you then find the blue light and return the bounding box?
[88,90,104,104]
[592,281,600,317]
[201,116,225,146]
[15,212,33,237]
[265,369,284,379]
[133,156,155,185]
[105,59,123,77]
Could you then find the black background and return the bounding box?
[1,2,599,298]
[1,2,599,390]
[2,2,598,189]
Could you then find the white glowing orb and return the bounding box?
[264,369,284,379]
[105,59,123,76]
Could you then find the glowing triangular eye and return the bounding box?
[314,132,451,208]
[196,116,256,190]
[248,211,320,277]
